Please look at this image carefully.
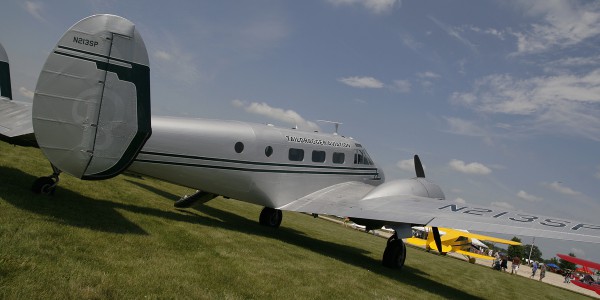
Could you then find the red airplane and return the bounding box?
[557,253,600,295]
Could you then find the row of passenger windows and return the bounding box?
[289,148,373,165]
[234,142,373,165]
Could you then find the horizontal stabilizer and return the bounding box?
[0,99,33,139]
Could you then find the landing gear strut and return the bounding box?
[382,232,406,269]
[259,207,282,228]
[31,164,61,195]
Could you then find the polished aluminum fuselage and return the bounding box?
[128,116,385,208]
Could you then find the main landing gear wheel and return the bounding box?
[382,234,406,269]
[31,164,62,195]
[31,176,56,195]
[259,207,282,228]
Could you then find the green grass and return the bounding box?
[0,140,592,299]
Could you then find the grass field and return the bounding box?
[0,140,592,299]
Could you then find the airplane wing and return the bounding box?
[557,253,600,270]
[440,227,521,246]
[454,249,495,260]
[280,182,600,243]
[571,280,600,295]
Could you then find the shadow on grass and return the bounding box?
[131,180,484,299]
[0,165,482,299]
[125,179,182,201]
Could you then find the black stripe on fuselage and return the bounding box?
[135,158,380,176]
[138,150,378,172]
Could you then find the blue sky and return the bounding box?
[1,0,600,262]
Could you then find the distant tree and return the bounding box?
[545,257,559,265]
[558,252,577,270]
[507,237,523,259]
[523,244,543,262]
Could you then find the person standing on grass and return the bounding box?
[501,255,508,272]
[539,263,546,281]
[511,256,521,275]
[531,261,539,278]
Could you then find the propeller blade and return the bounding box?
[414,155,425,178]
[432,226,445,255]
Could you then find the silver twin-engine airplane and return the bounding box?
[1,15,599,270]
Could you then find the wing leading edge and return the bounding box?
[281,184,600,244]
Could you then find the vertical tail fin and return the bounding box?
[32,14,151,180]
[0,43,12,100]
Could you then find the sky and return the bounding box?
[1,0,599,262]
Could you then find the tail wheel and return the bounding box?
[259,207,282,228]
[32,176,56,195]
[382,239,406,269]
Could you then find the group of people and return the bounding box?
[529,260,547,281]
[491,254,546,281]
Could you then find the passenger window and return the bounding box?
[333,152,345,164]
[289,148,304,161]
[265,146,273,157]
[234,142,244,153]
[312,150,326,163]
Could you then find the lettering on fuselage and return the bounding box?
[285,135,351,148]
[73,36,99,48]
[438,204,600,232]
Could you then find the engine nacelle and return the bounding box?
[362,178,445,200]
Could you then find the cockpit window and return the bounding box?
[354,149,373,165]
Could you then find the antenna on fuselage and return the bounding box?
[317,120,342,135]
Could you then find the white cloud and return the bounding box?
[543,181,582,196]
[149,33,202,85]
[467,25,506,40]
[327,0,400,14]
[454,198,466,204]
[400,32,422,51]
[154,51,172,61]
[24,1,44,22]
[396,159,413,172]
[19,87,34,100]
[391,80,411,93]
[429,16,478,53]
[232,100,319,131]
[511,0,600,54]
[517,190,543,202]
[451,71,600,141]
[417,71,440,79]
[595,166,600,180]
[491,201,514,210]
[449,159,492,175]
[338,76,384,89]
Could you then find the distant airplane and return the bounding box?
[557,254,600,295]
[406,226,520,260]
[1,14,600,271]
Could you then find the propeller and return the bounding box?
[431,226,445,255]
[414,155,425,178]
[415,155,444,254]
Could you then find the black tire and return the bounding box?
[259,207,282,228]
[32,176,55,195]
[382,239,407,269]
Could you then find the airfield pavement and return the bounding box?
[317,215,599,299]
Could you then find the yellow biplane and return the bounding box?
[406,227,520,260]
